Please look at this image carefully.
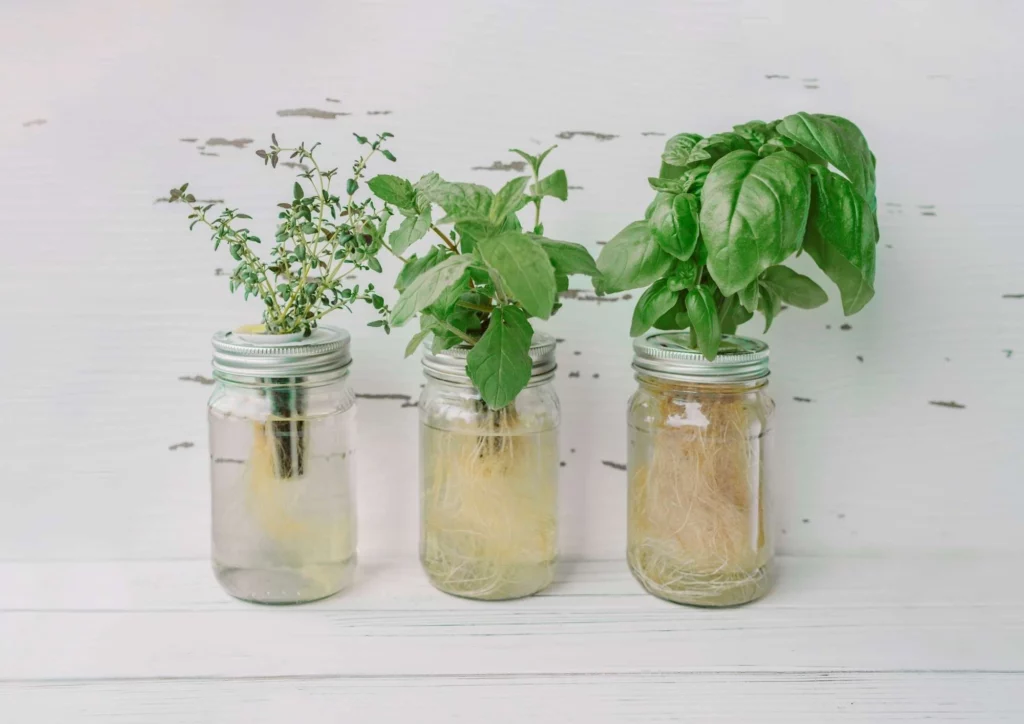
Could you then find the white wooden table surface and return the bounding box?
[2,1,1023,721]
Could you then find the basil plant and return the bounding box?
[597,112,879,360]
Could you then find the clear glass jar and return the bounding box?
[627,332,774,607]
[418,334,560,600]
[208,327,356,604]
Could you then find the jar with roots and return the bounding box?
[628,332,774,606]
[208,327,357,604]
[418,334,559,600]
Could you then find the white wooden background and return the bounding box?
[1,1,1022,720]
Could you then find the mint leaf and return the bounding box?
[476,232,557,320]
[368,174,416,210]
[391,255,473,326]
[395,247,448,292]
[404,328,432,358]
[534,169,568,201]
[531,235,598,277]
[489,176,530,223]
[419,178,493,220]
[389,212,432,254]
[466,305,534,409]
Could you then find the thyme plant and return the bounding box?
[169,133,399,335]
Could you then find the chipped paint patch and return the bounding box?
[1003,349,1013,359]
[556,130,618,142]
[840,323,852,331]
[280,162,310,171]
[325,97,341,103]
[568,371,580,378]
[367,110,392,115]
[23,118,47,127]
[179,374,215,385]
[764,74,789,80]
[277,108,350,120]
[561,289,629,303]
[602,460,626,471]
[154,196,222,205]
[471,160,527,172]
[793,396,813,403]
[179,137,198,143]
[930,400,966,409]
[206,137,254,149]
[199,152,220,157]
[1002,293,1024,299]
[573,350,581,356]
[169,441,195,451]
[641,131,666,137]
[568,185,584,190]
[592,373,600,379]
[856,355,864,363]
[214,457,244,464]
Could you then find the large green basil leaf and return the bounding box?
[389,212,432,254]
[391,254,474,326]
[466,305,534,409]
[630,280,678,337]
[685,285,721,360]
[489,176,531,223]
[649,193,700,261]
[596,220,675,293]
[700,150,811,296]
[760,265,828,309]
[534,169,568,201]
[368,174,416,210]
[476,232,557,319]
[531,235,598,277]
[804,167,877,314]
[777,112,875,207]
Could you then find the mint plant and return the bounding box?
[169,133,398,335]
[368,146,597,408]
[597,112,879,359]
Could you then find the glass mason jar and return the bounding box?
[418,334,560,600]
[627,332,775,607]
[208,327,357,604]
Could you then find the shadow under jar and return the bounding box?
[418,334,560,600]
[208,327,357,604]
[627,333,775,607]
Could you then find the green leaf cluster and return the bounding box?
[598,112,878,360]
[368,146,597,409]
[169,133,400,335]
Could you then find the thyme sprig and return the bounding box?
[169,133,398,335]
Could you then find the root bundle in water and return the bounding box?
[421,406,557,600]
[210,407,355,604]
[628,380,772,606]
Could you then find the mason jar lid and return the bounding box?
[633,332,769,383]
[421,331,557,385]
[211,326,351,379]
